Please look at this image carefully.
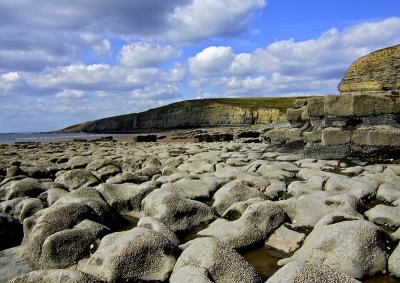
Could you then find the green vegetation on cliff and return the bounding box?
[61,97,310,133]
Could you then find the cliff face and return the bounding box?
[339,44,400,94]
[63,98,293,133]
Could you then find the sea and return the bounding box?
[0,132,116,145]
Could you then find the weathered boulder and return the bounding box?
[287,176,324,196]
[339,44,400,93]
[142,189,215,232]
[365,204,400,228]
[160,177,224,200]
[279,214,391,279]
[199,201,286,249]
[171,237,262,283]
[137,216,180,245]
[14,198,44,221]
[21,202,98,266]
[212,180,266,216]
[0,178,46,200]
[54,187,125,229]
[278,193,361,228]
[96,181,158,213]
[55,169,99,191]
[82,227,178,282]
[105,172,150,184]
[266,261,361,283]
[40,220,110,268]
[377,183,400,203]
[9,269,104,283]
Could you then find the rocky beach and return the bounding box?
[0,44,400,282]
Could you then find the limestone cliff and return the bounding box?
[62,98,297,133]
[339,44,400,94]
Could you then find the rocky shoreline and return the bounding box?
[1,138,400,282]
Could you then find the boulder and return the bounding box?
[40,220,110,268]
[142,189,215,232]
[0,178,46,200]
[82,227,178,282]
[365,204,400,228]
[279,214,391,279]
[21,202,98,266]
[9,269,103,283]
[287,176,324,196]
[160,177,224,200]
[377,183,400,203]
[171,237,262,283]
[137,216,180,245]
[66,156,91,169]
[278,192,361,228]
[324,175,378,200]
[96,181,158,213]
[37,188,68,207]
[54,187,125,230]
[55,169,99,191]
[212,180,266,216]
[199,201,286,249]
[105,172,150,184]
[266,261,361,283]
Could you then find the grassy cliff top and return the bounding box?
[61,96,314,132]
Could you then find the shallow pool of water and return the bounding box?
[241,246,282,278]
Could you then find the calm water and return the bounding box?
[0,132,115,145]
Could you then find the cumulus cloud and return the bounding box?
[56,89,86,100]
[189,17,400,97]
[119,42,178,68]
[167,0,266,41]
[0,0,266,72]
[189,46,235,77]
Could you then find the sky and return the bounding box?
[0,0,399,133]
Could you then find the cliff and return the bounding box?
[339,44,400,94]
[61,97,301,133]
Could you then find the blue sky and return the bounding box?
[0,0,399,132]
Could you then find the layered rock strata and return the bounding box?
[264,44,400,159]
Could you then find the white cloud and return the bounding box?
[189,17,400,97]
[168,0,266,41]
[1,72,20,82]
[189,46,234,77]
[56,89,86,100]
[119,42,178,68]
[0,0,266,72]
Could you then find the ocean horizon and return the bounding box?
[0,132,114,144]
